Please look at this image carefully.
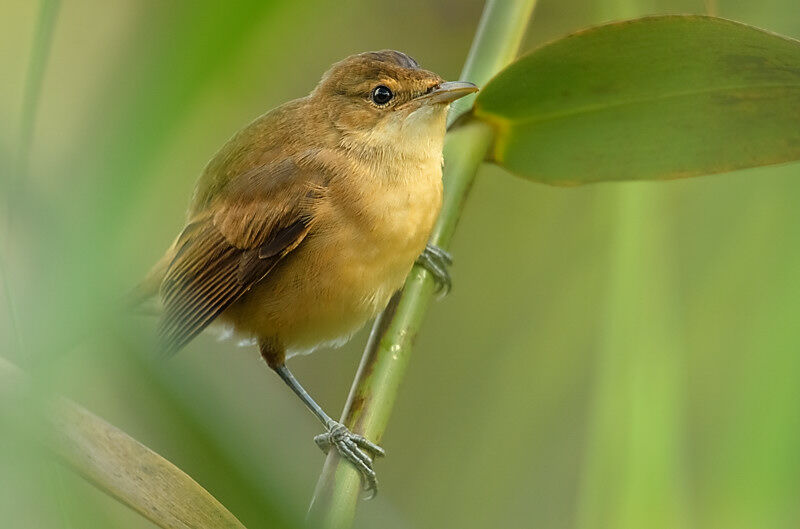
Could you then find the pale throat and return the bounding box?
[341,104,449,175]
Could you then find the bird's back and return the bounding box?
[130,97,313,307]
[189,97,311,216]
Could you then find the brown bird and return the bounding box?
[135,50,477,496]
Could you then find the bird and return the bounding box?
[133,50,477,496]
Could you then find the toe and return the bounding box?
[337,442,379,498]
[417,246,452,296]
[319,423,383,499]
[351,434,386,457]
[431,245,453,265]
[343,439,374,468]
[314,433,332,453]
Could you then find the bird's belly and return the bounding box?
[225,165,442,355]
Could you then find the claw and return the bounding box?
[416,244,453,297]
[315,422,384,499]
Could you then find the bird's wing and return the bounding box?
[157,157,324,355]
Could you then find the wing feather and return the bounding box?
[157,158,322,355]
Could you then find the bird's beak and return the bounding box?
[417,81,479,105]
[401,81,479,109]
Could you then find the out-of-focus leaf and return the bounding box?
[473,15,800,184]
[70,0,288,234]
[0,357,247,529]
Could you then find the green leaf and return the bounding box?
[473,15,800,184]
[0,357,247,529]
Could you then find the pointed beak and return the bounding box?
[413,81,479,105]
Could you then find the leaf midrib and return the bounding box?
[478,82,800,130]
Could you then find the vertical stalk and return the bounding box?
[575,6,689,527]
[2,0,60,359]
[8,0,60,214]
[307,1,537,527]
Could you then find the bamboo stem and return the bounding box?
[307,1,537,527]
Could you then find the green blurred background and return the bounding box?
[2,0,800,528]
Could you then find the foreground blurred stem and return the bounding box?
[7,0,60,224]
[16,0,60,175]
[3,0,60,360]
[307,1,537,527]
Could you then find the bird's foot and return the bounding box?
[416,243,453,297]
[314,422,385,499]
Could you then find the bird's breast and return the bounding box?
[322,155,444,306]
[225,152,443,355]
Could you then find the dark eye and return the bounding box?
[371,85,393,105]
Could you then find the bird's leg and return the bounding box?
[272,363,385,498]
[416,243,453,296]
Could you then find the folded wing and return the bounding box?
[158,158,323,355]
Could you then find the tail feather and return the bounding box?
[126,249,172,313]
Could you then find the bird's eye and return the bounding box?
[371,85,393,105]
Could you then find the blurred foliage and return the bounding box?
[0,357,249,529]
[1,1,800,528]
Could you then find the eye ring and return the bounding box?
[371,85,393,105]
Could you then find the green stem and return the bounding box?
[2,0,60,359]
[575,3,690,526]
[307,1,537,527]
[576,186,689,529]
[8,0,60,206]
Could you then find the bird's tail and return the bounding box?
[126,248,172,314]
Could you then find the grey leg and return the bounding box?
[273,364,385,498]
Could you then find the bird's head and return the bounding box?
[311,50,477,158]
